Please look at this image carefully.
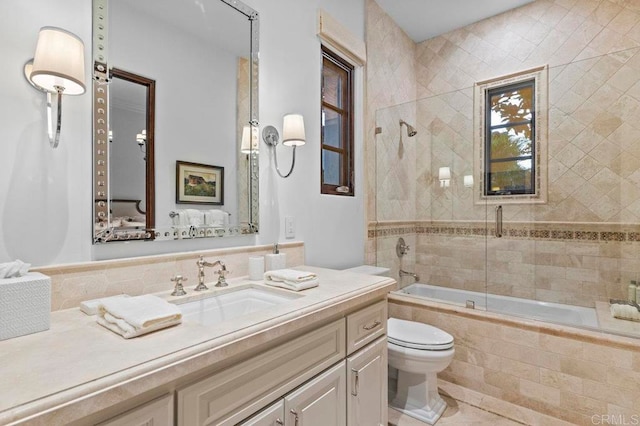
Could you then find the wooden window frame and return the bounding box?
[321,46,354,196]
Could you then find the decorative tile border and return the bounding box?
[369,221,640,243]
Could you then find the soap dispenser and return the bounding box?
[265,243,286,271]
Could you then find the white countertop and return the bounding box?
[0,266,395,425]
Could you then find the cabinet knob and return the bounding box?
[275,419,284,426]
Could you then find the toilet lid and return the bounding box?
[388,318,454,350]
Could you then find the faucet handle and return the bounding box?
[215,268,230,287]
[170,275,188,296]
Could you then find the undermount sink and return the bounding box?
[173,285,302,326]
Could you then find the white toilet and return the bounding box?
[343,265,455,423]
[387,318,455,424]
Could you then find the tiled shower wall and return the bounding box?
[364,0,416,268]
[368,0,640,305]
[371,221,638,306]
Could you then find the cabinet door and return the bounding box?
[346,337,387,426]
[97,394,173,426]
[285,361,346,426]
[239,400,285,426]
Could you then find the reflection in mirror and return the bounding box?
[92,0,259,244]
[104,68,155,236]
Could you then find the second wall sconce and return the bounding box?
[439,167,451,187]
[24,26,86,149]
[241,124,260,155]
[262,114,306,178]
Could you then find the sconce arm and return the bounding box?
[272,145,297,178]
[262,124,298,178]
[49,88,63,148]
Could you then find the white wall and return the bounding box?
[249,0,366,269]
[0,0,365,269]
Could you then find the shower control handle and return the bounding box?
[396,237,410,257]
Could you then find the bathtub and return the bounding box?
[396,283,599,328]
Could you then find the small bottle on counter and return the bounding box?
[628,280,637,303]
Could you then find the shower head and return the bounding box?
[399,119,417,137]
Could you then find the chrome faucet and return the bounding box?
[399,269,419,282]
[196,256,229,290]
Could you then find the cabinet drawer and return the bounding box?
[238,400,284,426]
[177,319,346,426]
[346,301,387,354]
[97,394,174,426]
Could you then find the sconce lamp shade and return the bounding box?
[241,125,259,154]
[438,167,451,180]
[282,114,305,147]
[136,130,147,145]
[30,27,86,95]
[464,175,474,188]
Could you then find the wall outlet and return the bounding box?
[284,216,295,239]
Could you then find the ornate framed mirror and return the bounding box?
[92,0,259,244]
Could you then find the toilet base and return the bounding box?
[389,370,447,425]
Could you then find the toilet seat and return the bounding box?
[388,318,454,351]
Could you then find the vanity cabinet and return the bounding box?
[91,300,387,426]
[177,320,345,425]
[241,362,346,426]
[346,337,387,426]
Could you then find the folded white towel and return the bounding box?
[185,209,205,226]
[265,277,319,291]
[97,295,182,338]
[0,260,30,279]
[80,294,130,315]
[264,269,319,291]
[610,303,640,322]
[204,209,230,227]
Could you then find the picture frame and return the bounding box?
[176,161,224,205]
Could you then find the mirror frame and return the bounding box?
[92,0,260,243]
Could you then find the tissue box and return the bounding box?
[0,272,51,340]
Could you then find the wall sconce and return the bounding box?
[241,124,259,154]
[24,27,86,149]
[464,175,474,188]
[439,167,451,187]
[262,114,306,178]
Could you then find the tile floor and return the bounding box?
[388,394,524,426]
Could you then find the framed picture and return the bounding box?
[176,161,224,205]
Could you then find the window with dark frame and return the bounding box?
[485,80,535,196]
[321,46,354,196]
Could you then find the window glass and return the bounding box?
[485,81,535,196]
[321,47,354,196]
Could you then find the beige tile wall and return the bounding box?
[369,221,639,307]
[34,242,304,311]
[364,0,417,229]
[389,297,640,425]
[367,0,640,308]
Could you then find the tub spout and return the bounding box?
[399,269,419,282]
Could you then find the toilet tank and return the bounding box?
[343,265,390,276]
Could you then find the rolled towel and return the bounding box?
[204,209,230,227]
[0,260,30,279]
[264,269,319,291]
[97,294,182,338]
[610,303,640,322]
[185,209,205,226]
